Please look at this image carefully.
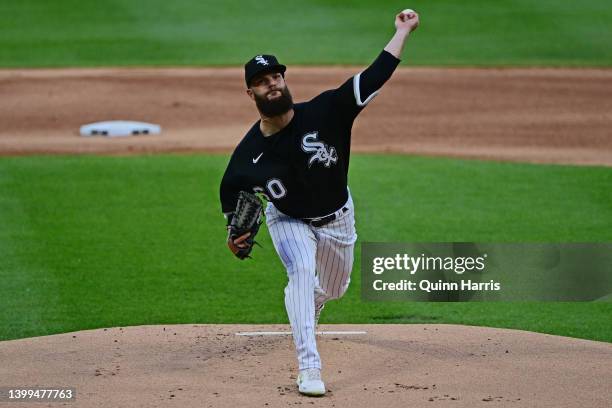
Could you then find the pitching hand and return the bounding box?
[395,9,419,33]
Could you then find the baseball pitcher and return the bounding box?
[220,9,420,396]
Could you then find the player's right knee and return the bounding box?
[287,265,315,281]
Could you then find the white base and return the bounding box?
[80,120,161,137]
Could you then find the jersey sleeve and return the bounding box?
[219,156,242,223]
[332,50,401,121]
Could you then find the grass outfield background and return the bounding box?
[1,1,610,343]
[1,155,610,342]
[1,0,612,67]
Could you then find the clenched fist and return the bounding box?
[395,9,419,33]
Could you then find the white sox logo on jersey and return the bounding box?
[255,56,269,66]
[301,132,338,168]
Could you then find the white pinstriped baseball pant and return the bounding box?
[265,193,357,371]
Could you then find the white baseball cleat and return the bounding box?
[296,368,326,396]
[315,303,325,326]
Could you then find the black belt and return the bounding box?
[301,206,349,228]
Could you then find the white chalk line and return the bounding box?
[235,331,367,336]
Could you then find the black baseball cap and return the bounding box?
[244,54,286,87]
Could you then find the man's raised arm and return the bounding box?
[345,9,420,109]
[384,9,420,59]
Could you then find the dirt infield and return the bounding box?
[1,324,610,408]
[1,68,611,165]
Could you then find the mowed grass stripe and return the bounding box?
[1,0,612,67]
[0,167,64,340]
[0,154,610,342]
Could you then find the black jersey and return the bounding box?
[220,50,400,220]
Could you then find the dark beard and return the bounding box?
[254,86,294,117]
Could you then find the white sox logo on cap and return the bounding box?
[255,56,269,66]
[301,131,338,168]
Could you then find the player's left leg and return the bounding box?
[313,194,358,313]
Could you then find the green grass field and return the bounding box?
[1,155,610,342]
[1,1,610,344]
[1,0,612,67]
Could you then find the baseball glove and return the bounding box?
[227,191,263,260]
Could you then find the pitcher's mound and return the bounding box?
[1,324,610,407]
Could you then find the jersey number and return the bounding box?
[254,178,287,200]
